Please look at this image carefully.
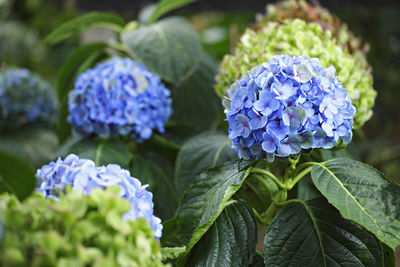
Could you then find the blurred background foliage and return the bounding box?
[0,0,399,181]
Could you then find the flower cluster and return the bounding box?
[225,55,356,161]
[0,189,164,266]
[257,0,368,54]
[0,67,57,130]
[36,154,162,238]
[68,57,173,141]
[216,19,375,128]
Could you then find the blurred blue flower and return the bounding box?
[224,55,356,160]
[68,57,173,142]
[36,154,162,238]
[0,67,57,129]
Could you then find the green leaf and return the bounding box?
[174,131,236,196]
[121,16,202,83]
[0,128,58,168]
[57,42,107,101]
[0,151,36,200]
[161,246,186,261]
[130,154,178,220]
[163,161,251,264]
[383,244,396,267]
[170,53,222,131]
[311,158,400,250]
[187,201,257,267]
[65,139,133,168]
[46,12,124,45]
[56,43,107,142]
[264,198,384,266]
[149,0,197,24]
[296,173,322,201]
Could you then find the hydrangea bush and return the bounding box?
[0,188,164,266]
[1,1,400,267]
[225,55,355,160]
[216,19,375,128]
[36,154,162,238]
[68,57,173,141]
[0,67,57,130]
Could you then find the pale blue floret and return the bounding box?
[36,154,163,239]
[224,55,356,160]
[68,57,173,142]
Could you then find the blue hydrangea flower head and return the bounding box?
[0,67,57,130]
[36,154,163,238]
[225,55,356,161]
[68,57,173,141]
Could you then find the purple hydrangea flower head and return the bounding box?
[0,67,57,130]
[224,55,356,160]
[68,57,173,141]
[36,154,162,238]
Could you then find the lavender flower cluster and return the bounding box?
[68,57,172,141]
[225,55,356,161]
[0,67,57,129]
[36,154,162,238]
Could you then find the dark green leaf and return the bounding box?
[121,17,202,83]
[250,254,265,267]
[56,43,107,142]
[0,128,58,168]
[149,0,197,24]
[311,158,400,249]
[187,201,257,267]
[57,42,107,101]
[163,161,250,263]
[130,154,178,220]
[65,139,132,168]
[264,198,384,267]
[296,173,322,201]
[174,131,236,196]
[46,12,124,45]
[383,244,396,267]
[0,151,36,200]
[171,53,222,131]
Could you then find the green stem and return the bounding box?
[288,166,313,189]
[253,208,267,225]
[261,190,288,225]
[252,174,274,195]
[273,198,303,207]
[250,168,289,190]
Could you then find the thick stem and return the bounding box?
[250,168,289,190]
[288,166,313,189]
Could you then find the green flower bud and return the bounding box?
[0,187,165,266]
[216,18,376,128]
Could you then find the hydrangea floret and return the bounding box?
[216,19,375,128]
[0,189,164,266]
[225,55,356,161]
[0,67,57,130]
[68,57,173,141]
[36,154,162,238]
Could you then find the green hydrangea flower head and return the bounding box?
[0,187,165,267]
[256,0,369,55]
[216,18,376,128]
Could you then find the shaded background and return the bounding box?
[2,0,400,180]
